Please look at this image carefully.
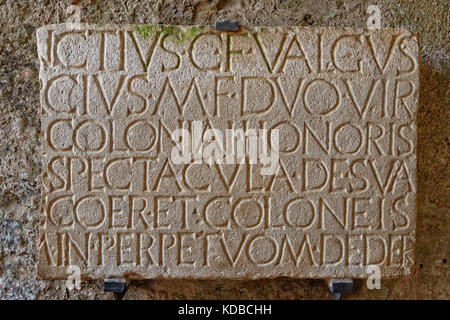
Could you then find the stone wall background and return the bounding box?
[0,0,448,299]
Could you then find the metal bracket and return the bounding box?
[215,20,239,31]
[327,278,354,300]
[103,278,127,300]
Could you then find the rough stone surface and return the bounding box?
[0,0,448,299]
[37,24,418,280]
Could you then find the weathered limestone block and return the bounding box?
[36,24,418,279]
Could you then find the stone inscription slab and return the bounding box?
[37,24,418,279]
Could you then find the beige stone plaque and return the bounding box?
[37,24,418,280]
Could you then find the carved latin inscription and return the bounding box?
[37,24,418,279]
